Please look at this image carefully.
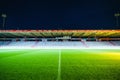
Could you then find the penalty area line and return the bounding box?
[57,49,61,80]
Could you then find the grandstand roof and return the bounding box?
[0,30,120,38]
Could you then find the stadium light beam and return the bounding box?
[1,14,7,30]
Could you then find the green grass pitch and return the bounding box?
[0,49,120,80]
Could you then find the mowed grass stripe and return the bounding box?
[0,49,59,80]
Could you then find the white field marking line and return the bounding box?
[57,49,61,80]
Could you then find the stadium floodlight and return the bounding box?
[114,13,120,27]
[1,14,7,30]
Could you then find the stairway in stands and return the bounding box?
[81,41,89,48]
[108,41,116,46]
[32,41,39,47]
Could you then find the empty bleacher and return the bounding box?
[110,41,120,46]
[0,41,120,49]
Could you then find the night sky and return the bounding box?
[0,0,120,30]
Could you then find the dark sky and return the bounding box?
[0,0,120,30]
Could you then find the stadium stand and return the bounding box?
[111,41,120,46]
[0,41,120,49]
[0,30,120,49]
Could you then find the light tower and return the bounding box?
[114,13,120,27]
[1,14,7,30]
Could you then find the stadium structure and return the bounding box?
[0,30,120,80]
[0,30,120,49]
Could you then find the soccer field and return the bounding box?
[0,49,120,80]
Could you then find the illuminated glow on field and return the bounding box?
[0,49,120,80]
[0,46,120,49]
[99,52,120,60]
